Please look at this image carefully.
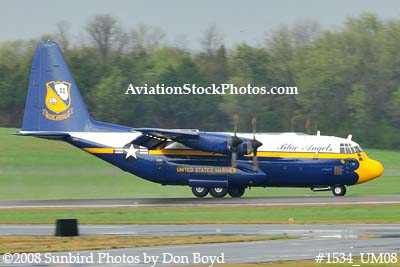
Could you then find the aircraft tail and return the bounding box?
[20,41,130,133]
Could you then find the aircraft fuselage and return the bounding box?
[58,131,384,197]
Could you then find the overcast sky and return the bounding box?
[1,0,400,49]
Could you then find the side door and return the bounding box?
[153,158,166,182]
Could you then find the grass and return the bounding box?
[0,235,283,253]
[0,205,399,224]
[0,127,399,200]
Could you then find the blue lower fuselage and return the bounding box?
[66,137,368,189]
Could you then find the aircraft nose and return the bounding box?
[356,158,384,184]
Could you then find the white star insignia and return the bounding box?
[124,144,139,159]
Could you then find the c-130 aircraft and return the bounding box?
[18,41,384,198]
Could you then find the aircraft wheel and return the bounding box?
[209,187,228,198]
[192,187,209,198]
[228,187,245,198]
[332,185,346,196]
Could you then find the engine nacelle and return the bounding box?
[178,132,253,155]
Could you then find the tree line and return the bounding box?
[1,13,400,148]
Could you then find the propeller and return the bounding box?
[229,114,242,168]
[250,117,263,171]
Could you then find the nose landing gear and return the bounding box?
[332,185,347,196]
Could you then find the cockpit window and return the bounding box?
[340,143,361,154]
[344,144,351,154]
[354,146,363,152]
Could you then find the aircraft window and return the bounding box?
[340,143,345,154]
[344,144,351,154]
[354,146,363,152]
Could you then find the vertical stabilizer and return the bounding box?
[22,41,91,131]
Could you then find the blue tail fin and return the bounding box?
[21,41,131,133]
[22,41,91,131]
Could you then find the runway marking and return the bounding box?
[1,201,400,209]
[1,196,400,209]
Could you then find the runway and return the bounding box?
[1,223,400,238]
[1,195,400,209]
[1,197,399,265]
[1,224,400,266]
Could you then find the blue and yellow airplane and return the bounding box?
[18,41,384,198]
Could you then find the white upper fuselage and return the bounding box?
[67,131,361,154]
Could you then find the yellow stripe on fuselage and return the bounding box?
[83,148,114,154]
[148,150,223,156]
[255,151,362,159]
[148,149,362,159]
[82,147,364,160]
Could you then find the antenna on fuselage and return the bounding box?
[347,134,352,141]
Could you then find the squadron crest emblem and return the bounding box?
[43,81,73,120]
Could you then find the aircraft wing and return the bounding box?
[133,128,255,156]
[133,128,199,149]
[135,128,199,140]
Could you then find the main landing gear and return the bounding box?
[228,187,245,198]
[191,187,245,198]
[191,187,209,198]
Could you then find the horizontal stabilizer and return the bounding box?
[16,131,70,140]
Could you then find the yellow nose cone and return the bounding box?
[356,158,384,184]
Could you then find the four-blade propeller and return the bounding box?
[229,115,263,170]
[250,117,263,170]
[229,115,242,167]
